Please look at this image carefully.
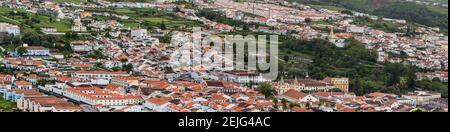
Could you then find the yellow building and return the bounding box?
[80,11,92,18]
[323,77,349,92]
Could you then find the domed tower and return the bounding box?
[329,26,336,39]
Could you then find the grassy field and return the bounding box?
[131,8,202,29]
[115,8,136,14]
[0,7,22,25]
[0,7,72,32]
[28,14,72,32]
[108,8,203,29]
[123,22,141,28]
[0,98,18,112]
[0,15,21,25]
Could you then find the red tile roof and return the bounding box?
[147,98,169,106]
[15,81,31,86]
[291,106,314,112]
[282,89,307,100]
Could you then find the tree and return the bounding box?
[63,51,72,58]
[272,98,279,109]
[311,72,326,80]
[22,32,42,46]
[94,50,104,58]
[111,66,120,72]
[17,47,27,56]
[160,34,172,43]
[105,32,112,38]
[281,99,288,110]
[95,62,104,69]
[120,58,128,63]
[257,83,275,98]
[416,79,448,98]
[243,24,249,31]
[272,98,278,104]
[37,79,55,86]
[283,55,290,62]
[290,102,300,108]
[385,63,403,86]
[160,21,167,30]
[319,99,326,106]
[63,43,73,52]
[64,32,79,39]
[406,65,417,89]
[412,109,424,112]
[304,18,312,24]
[346,37,378,62]
[432,77,441,82]
[351,78,365,96]
[328,88,342,92]
[86,50,104,59]
[122,63,133,72]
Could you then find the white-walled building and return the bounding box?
[403,91,442,105]
[0,22,20,36]
[70,41,93,53]
[130,28,148,40]
[64,87,143,106]
[223,71,266,84]
[73,71,130,81]
[23,46,51,56]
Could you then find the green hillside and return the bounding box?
[288,0,448,33]
[373,2,448,31]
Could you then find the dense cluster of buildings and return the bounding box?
[271,77,349,94]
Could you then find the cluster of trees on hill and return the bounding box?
[0,31,83,57]
[373,2,448,33]
[281,38,446,97]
